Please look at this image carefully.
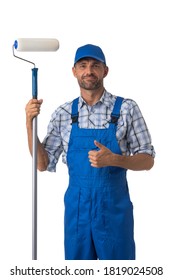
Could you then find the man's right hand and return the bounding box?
[25,99,43,121]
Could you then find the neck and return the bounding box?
[81,88,105,106]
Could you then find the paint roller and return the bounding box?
[13,38,59,260]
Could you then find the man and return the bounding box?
[25,44,155,260]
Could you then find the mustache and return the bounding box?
[82,73,97,79]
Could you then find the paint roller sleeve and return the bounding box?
[14,38,59,52]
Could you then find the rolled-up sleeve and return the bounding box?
[117,99,156,157]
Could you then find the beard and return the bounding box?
[78,74,102,90]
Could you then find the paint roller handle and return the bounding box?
[31,67,38,259]
[32,68,38,99]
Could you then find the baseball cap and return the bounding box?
[74,44,106,65]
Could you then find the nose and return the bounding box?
[85,65,93,75]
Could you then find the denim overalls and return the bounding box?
[64,96,135,260]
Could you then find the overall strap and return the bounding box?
[71,96,124,124]
[71,97,79,123]
[110,96,124,123]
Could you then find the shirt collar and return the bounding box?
[79,89,114,110]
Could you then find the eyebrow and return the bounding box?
[77,59,102,65]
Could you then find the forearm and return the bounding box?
[26,120,49,171]
[111,153,154,171]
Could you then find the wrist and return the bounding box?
[26,118,33,129]
[111,153,127,168]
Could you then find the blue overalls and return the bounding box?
[64,96,135,260]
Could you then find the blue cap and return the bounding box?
[74,44,106,65]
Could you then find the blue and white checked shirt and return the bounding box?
[42,90,155,172]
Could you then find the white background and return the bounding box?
[0,0,172,279]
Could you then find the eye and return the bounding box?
[78,63,87,69]
[92,63,101,69]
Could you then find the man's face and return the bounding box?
[72,58,108,91]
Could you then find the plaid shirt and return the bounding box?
[42,90,155,172]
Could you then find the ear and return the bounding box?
[103,66,109,78]
[72,66,77,77]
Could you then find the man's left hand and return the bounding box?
[88,140,114,167]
